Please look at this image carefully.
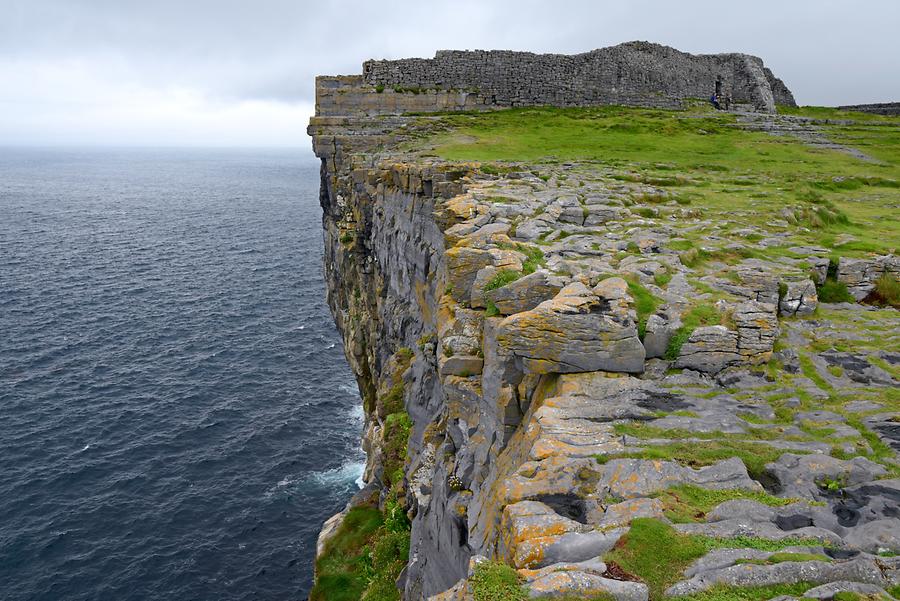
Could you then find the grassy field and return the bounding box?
[423,105,900,257]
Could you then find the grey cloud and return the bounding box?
[2,0,898,144]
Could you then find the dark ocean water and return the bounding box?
[0,148,364,601]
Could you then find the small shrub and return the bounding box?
[375,84,385,93]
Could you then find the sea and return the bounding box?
[0,148,364,601]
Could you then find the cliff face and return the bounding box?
[309,45,900,601]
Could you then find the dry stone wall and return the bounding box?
[316,41,796,116]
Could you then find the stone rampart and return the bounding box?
[316,41,795,116]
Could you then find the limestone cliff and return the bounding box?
[308,44,900,601]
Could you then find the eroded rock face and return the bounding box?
[309,98,899,601]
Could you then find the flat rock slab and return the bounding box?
[598,457,760,499]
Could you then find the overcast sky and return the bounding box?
[2,0,898,147]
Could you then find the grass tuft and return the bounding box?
[484,269,521,292]
[652,484,798,523]
[866,273,900,308]
[664,303,726,360]
[470,561,528,601]
[625,277,662,340]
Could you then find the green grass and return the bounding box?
[694,534,829,552]
[867,272,900,308]
[470,561,528,601]
[360,524,411,601]
[604,519,823,601]
[311,507,385,601]
[604,518,708,600]
[664,303,728,360]
[625,277,662,339]
[818,278,856,303]
[777,104,899,123]
[432,106,883,176]
[498,242,546,274]
[378,382,405,418]
[652,484,798,523]
[676,583,814,601]
[484,269,521,292]
[597,435,791,481]
[423,105,900,258]
[382,412,412,488]
[798,354,832,392]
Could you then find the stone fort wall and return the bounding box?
[316,41,795,116]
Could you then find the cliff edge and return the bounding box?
[308,43,900,601]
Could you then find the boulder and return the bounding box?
[486,271,565,315]
[470,266,499,309]
[673,325,740,374]
[842,518,900,553]
[497,283,645,374]
[779,279,818,316]
[735,262,780,304]
[446,247,495,303]
[642,314,674,359]
[524,559,649,600]
[439,355,484,377]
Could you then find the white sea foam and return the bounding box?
[311,461,365,488]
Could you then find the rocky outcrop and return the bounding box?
[307,50,899,601]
